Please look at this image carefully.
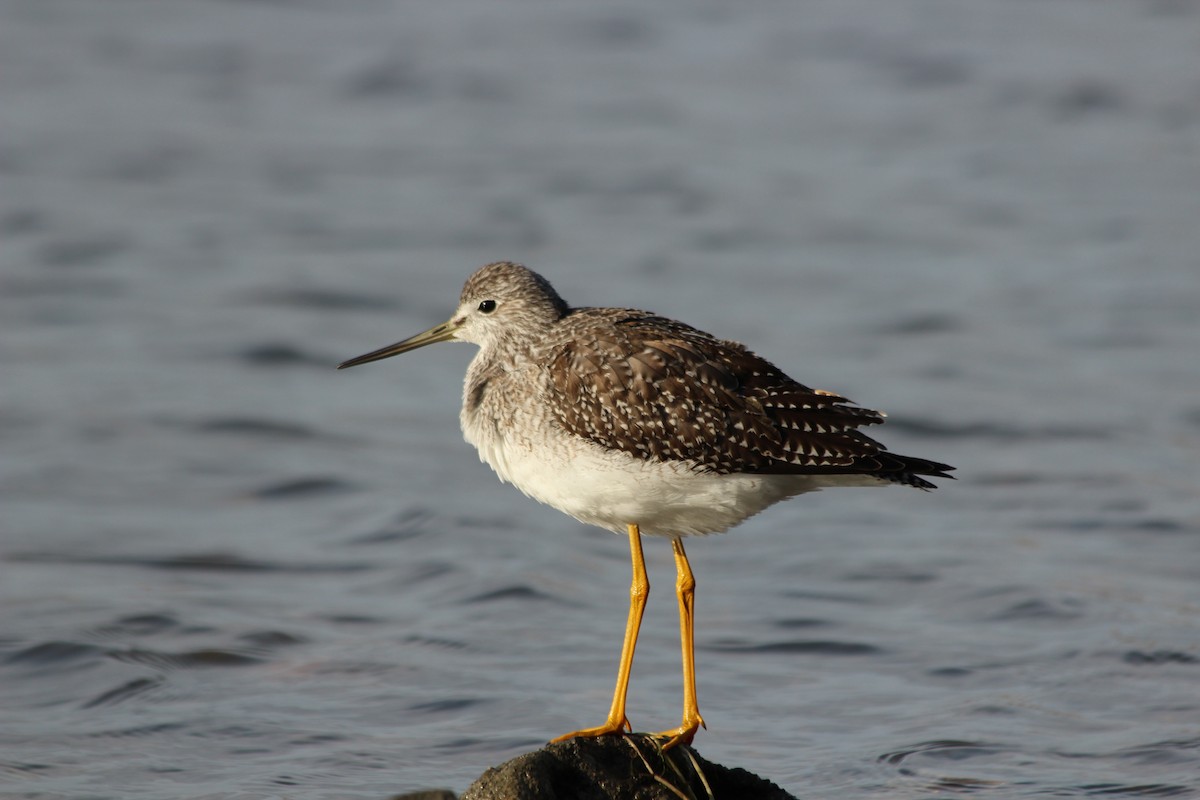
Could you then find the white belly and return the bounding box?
[463,420,879,537]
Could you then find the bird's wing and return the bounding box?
[546,311,907,477]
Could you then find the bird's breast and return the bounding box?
[460,364,545,481]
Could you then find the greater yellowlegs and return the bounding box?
[339,261,953,748]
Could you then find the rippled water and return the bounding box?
[3,1,1199,797]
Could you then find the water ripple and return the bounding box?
[171,416,327,440]
[1058,784,1193,797]
[108,645,264,669]
[250,476,356,500]
[237,285,401,311]
[706,638,880,656]
[8,550,372,574]
[346,508,435,545]
[879,739,1004,765]
[5,640,104,665]
[407,697,488,714]
[464,585,558,604]
[235,342,333,368]
[82,676,165,708]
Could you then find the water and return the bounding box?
[3,0,1199,797]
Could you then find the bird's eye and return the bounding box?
[478,300,497,314]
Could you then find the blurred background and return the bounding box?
[2,1,1198,797]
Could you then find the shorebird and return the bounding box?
[339,261,953,748]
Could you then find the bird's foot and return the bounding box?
[550,715,632,743]
[649,713,706,750]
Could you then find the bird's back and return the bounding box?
[543,307,952,488]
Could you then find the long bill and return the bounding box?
[337,318,461,369]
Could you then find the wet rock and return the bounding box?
[458,734,798,800]
[391,791,457,800]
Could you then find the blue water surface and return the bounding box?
[2,1,1199,797]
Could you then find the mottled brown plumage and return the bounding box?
[547,308,952,487]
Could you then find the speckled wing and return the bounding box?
[547,310,951,487]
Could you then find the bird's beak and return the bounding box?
[337,317,461,369]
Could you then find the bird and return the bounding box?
[338,261,953,749]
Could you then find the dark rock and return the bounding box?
[458,734,799,800]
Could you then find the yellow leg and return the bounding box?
[652,537,706,749]
[551,523,648,742]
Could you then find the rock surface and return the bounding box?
[453,735,799,800]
